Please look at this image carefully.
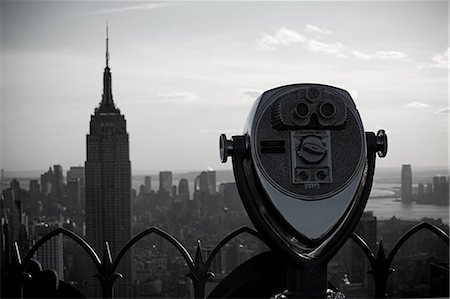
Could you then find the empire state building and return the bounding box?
[85,28,132,297]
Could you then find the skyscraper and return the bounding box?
[178,178,189,201]
[35,222,64,280]
[401,164,413,203]
[144,176,151,193]
[67,166,85,187]
[67,166,85,207]
[207,170,216,195]
[85,27,132,298]
[159,171,173,195]
[52,165,64,203]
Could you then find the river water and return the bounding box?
[367,185,449,223]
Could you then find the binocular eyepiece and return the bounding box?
[271,86,347,130]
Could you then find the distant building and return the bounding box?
[144,176,151,193]
[67,166,85,207]
[34,222,64,280]
[67,166,85,187]
[401,164,413,203]
[221,182,244,212]
[66,178,81,209]
[85,28,133,298]
[332,211,377,297]
[426,183,433,195]
[195,171,216,196]
[139,184,146,196]
[433,175,449,205]
[418,183,424,197]
[39,165,66,210]
[159,171,173,195]
[28,180,41,217]
[40,167,54,196]
[178,179,189,201]
[203,246,223,275]
[0,195,6,272]
[52,165,64,203]
[433,176,441,199]
[0,169,4,192]
[2,180,26,244]
[207,171,216,195]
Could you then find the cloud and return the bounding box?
[258,27,345,57]
[158,91,199,102]
[374,51,407,59]
[258,27,407,61]
[241,90,261,98]
[435,107,450,114]
[258,27,305,50]
[404,101,431,108]
[72,3,173,16]
[351,51,372,60]
[305,24,332,35]
[308,40,346,57]
[351,50,407,60]
[418,48,450,69]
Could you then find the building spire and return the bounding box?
[106,22,109,67]
[100,22,115,110]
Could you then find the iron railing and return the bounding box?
[1,222,449,298]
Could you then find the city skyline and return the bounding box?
[1,1,449,171]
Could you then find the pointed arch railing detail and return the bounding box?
[2,222,448,298]
[6,226,262,299]
[350,221,449,298]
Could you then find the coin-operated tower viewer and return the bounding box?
[220,84,387,298]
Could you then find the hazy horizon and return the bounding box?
[1,1,449,171]
[3,164,449,179]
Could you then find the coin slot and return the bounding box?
[260,140,286,154]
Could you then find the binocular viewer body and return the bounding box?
[221,83,387,264]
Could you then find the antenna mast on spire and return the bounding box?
[106,22,109,67]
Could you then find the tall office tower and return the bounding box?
[433,176,440,199]
[2,180,24,243]
[346,211,377,297]
[194,171,209,195]
[144,176,151,193]
[52,165,64,203]
[207,170,216,194]
[159,171,173,195]
[0,195,10,299]
[417,183,424,196]
[67,166,85,206]
[222,182,244,212]
[40,167,54,196]
[433,176,449,205]
[34,222,64,280]
[0,169,4,192]
[194,170,216,196]
[439,176,448,197]
[401,164,413,203]
[67,166,85,187]
[66,179,81,209]
[85,27,132,298]
[178,179,189,201]
[426,183,433,195]
[28,180,40,217]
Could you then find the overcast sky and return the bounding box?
[1,1,448,173]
